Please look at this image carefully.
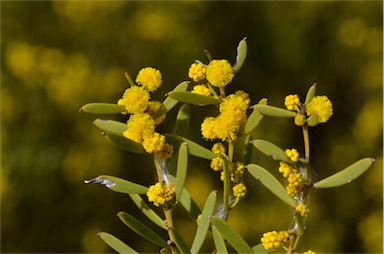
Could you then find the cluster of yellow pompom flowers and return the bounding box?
[296,203,310,217]
[279,161,302,197]
[261,230,290,250]
[146,182,175,207]
[232,183,247,198]
[118,67,174,157]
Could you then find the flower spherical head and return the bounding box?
[210,157,224,171]
[261,231,290,251]
[212,143,226,155]
[284,94,301,111]
[232,183,247,198]
[306,95,333,123]
[142,132,165,153]
[294,114,306,126]
[285,148,299,162]
[118,86,150,114]
[191,84,211,96]
[206,59,234,88]
[124,113,155,143]
[136,67,162,92]
[296,203,310,217]
[188,63,206,82]
[146,182,175,208]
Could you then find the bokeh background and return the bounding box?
[1,1,382,253]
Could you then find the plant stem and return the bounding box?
[302,125,310,163]
[164,209,179,254]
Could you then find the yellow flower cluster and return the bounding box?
[232,183,247,198]
[210,157,224,171]
[306,95,333,123]
[135,67,163,92]
[118,86,150,114]
[206,59,234,88]
[212,142,226,155]
[285,148,299,162]
[279,162,302,197]
[146,182,175,207]
[278,162,294,178]
[304,250,316,254]
[284,94,301,111]
[191,84,211,96]
[201,91,250,142]
[188,63,206,82]
[296,203,310,217]
[261,230,290,250]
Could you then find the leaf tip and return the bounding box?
[79,107,84,112]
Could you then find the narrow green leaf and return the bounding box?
[253,105,297,118]
[304,83,317,105]
[212,225,228,254]
[252,243,270,254]
[93,119,127,134]
[175,142,188,202]
[104,132,146,154]
[211,216,253,254]
[174,104,190,136]
[191,191,217,254]
[118,211,168,248]
[247,164,296,207]
[179,188,201,219]
[98,232,139,254]
[128,194,167,230]
[167,91,220,105]
[244,98,267,134]
[169,227,190,254]
[306,112,319,127]
[80,103,125,114]
[232,37,247,73]
[153,81,189,119]
[251,139,291,163]
[84,175,148,194]
[314,158,374,188]
[165,134,216,160]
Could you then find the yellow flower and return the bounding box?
[261,231,290,250]
[306,95,333,123]
[146,101,166,125]
[296,203,310,217]
[201,117,218,140]
[123,113,155,143]
[206,59,234,88]
[232,183,247,198]
[285,148,299,162]
[142,132,165,153]
[191,84,211,96]
[212,143,226,155]
[294,114,306,126]
[188,63,206,82]
[284,94,301,111]
[286,172,302,197]
[279,162,294,178]
[210,157,224,171]
[118,86,150,114]
[136,67,162,92]
[220,90,250,115]
[304,250,316,254]
[146,182,174,207]
[159,143,174,159]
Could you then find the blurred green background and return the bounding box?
[1,1,382,253]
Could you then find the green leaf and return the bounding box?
[84,175,148,194]
[251,139,291,163]
[304,83,317,105]
[169,227,190,254]
[165,134,216,160]
[174,104,190,136]
[190,191,217,254]
[128,194,167,230]
[175,142,188,202]
[104,132,146,154]
[314,158,374,188]
[211,216,253,254]
[247,164,296,207]
[98,232,139,254]
[212,225,228,254]
[153,81,189,119]
[253,105,297,118]
[232,37,247,73]
[252,243,270,254]
[80,103,125,114]
[118,211,168,248]
[244,98,267,134]
[167,91,220,105]
[93,119,127,134]
[306,112,319,127]
[179,188,201,219]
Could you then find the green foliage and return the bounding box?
[98,232,139,254]
[80,103,125,114]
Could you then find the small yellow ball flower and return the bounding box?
[212,143,226,155]
[234,162,245,176]
[261,231,290,251]
[142,132,165,153]
[118,86,150,114]
[284,94,301,111]
[294,114,306,126]
[124,113,155,143]
[136,67,162,92]
[304,250,316,254]
[206,59,234,88]
[306,95,333,123]
[147,182,174,207]
[232,183,247,198]
[210,157,224,171]
[296,203,310,217]
[188,63,206,82]
[285,148,299,162]
[191,84,211,96]
[201,117,218,140]
[159,143,174,159]
[279,162,294,178]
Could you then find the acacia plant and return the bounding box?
[80,38,374,254]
